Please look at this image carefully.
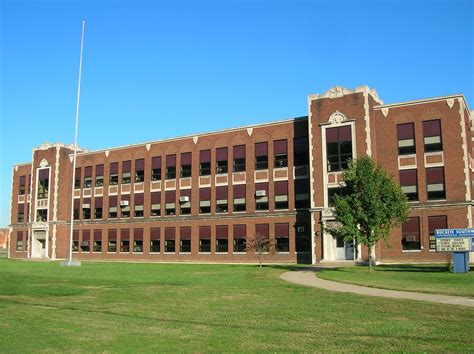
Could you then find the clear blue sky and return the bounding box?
[0,0,473,227]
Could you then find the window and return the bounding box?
[233,185,246,212]
[216,147,228,174]
[150,228,161,253]
[216,186,228,213]
[81,230,90,252]
[133,229,143,253]
[274,140,288,168]
[37,169,49,199]
[165,228,175,253]
[17,204,24,223]
[120,195,130,218]
[95,165,104,187]
[295,223,311,252]
[134,194,144,217]
[72,230,79,252]
[426,167,445,200]
[82,198,91,219]
[216,225,228,253]
[94,197,103,219]
[199,188,211,214]
[181,152,192,178]
[255,142,268,170]
[293,137,309,166]
[74,168,81,189]
[109,162,119,185]
[199,226,211,252]
[428,215,447,250]
[122,161,131,184]
[180,189,191,215]
[233,145,246,172]
[295,179,310,208]
[93,230,102,252]
[200,150,211,176]
[166,155,176,179]
[180,227,191,253]
[120,229,130,253]
[151,192,161,216]
[326,126,352,172]
[233,224,246,252]
[399,169,418,201]
[109,196,118,219]
[327,187,343,207]
[255,183,269,211]
[423,120,443,152]
[36,209,47,222]
[165,190,176,215]
[16,232,23,251]
[255,224,269,250]
[402,217,420,250]
[135,159,145,182]
[108,230,117,252]
[84,166,92,188]
[152,157,162,181]
[275,223,289,252]
[19,176,26,195]
[397,123,416,155]
[274,181,288,210]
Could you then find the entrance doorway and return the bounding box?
[335,235,355,260]
[32,231,47,258]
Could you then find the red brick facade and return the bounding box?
[8,86,473,264]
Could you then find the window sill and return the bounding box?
[179,252,191,254]
[216,252,229,254]
[198,252,212,255]
[255,210,269,213]
[233,252,246,255]
[232,211,247,214]
[402,250,422,253]
[107,252,117,254]
[164,252,176,254]
[426,199,447,203]
[275,208,290,211]
[132,252,143,254]
[119,252,131,254]
[276,252,290,254]
[93,252,102,254]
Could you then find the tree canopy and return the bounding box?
[329,155,409,271]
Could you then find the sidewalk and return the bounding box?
[280,270,474,308]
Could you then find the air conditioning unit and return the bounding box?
[255,190,266,197]
[120,200,129,207]
[297,226,305,233]
[82,203,90,209]
[179,196,190,203]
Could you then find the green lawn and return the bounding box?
[0,259,473,352]
[318,265,474,298]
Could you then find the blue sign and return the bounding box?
[435,228,474,238]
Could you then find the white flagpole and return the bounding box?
[63,19,85,267]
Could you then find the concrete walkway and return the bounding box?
[280,271,474,308]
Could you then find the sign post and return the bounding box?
[435,228,473,273]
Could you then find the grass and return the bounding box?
[0,259,473,352]
[317,264,474,298]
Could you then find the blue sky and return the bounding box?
[0,0,473,227]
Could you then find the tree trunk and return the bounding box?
[368,245,372,273]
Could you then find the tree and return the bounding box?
[328,155,409,272]
[246,234,276,268]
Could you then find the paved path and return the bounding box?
[280,271,474,307]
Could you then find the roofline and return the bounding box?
[73,115,308,158]
[374,93,471,112]
[12,162,32,168]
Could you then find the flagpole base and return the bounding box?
[60,260,81,267]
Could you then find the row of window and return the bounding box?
[73,138,309,189]
[401,215,447,250]
[399,167,446,201]
[68,224,290,254]
[71,181,310,221]
[397,119,443,155]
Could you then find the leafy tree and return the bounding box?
[328,155,409,271]
[246,233,276,268]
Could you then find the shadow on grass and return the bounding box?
[371,265,449,273]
